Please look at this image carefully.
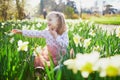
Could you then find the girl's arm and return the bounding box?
[12,29,48,38]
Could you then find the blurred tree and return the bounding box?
[66,0,78,14]
[16,0,26,20]
[0,0,10,21]
[40,0,44,14]
[64,6,74,18]
[0,0,25,21]
[39,0,57,14]
[54,0,66,12]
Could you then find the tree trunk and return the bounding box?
[16,0,25,20]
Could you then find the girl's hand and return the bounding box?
[49,28,58,39]
[11,29,22,34]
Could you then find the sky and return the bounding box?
[26,0,120,12]
[27,0,120,8]
[71,0,120,8]
[26,0,40,7]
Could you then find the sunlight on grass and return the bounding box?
[89,15,120,25]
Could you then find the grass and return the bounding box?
[88,15,120,25]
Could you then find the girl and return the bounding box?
[12,11,69,68]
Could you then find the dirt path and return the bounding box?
[96,24,120,33]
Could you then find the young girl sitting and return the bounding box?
[12,11,69,68]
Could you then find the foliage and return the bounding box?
[0,0,26,21]
[0,19,120,80]
[64,6,74,19]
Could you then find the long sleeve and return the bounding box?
[56,31,69,48]
[22,30,48,38]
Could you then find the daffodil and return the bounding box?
[106,65,119,77]
[83,38,91,48]
[94,55,120,77]
[69,26,74,31]
[93,46,101,52]
[1,23,4,26]
[36,23,42,28]
[116,27,120,38]
[88,21,94,27]
[64,51,100,78]
[63,59,78,74]
[17,40,29,51]
[31,25,35,30]
[89,29,96,37]
[10,37,14,43]
[8,32,14,36]
[22,25,29,30]
[33,46,42,56]
[73,34,80,47]
[76,52,100,78]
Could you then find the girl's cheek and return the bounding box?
[52,20,58,26]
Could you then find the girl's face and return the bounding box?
[47,14,58,30]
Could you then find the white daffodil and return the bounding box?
[10,37,14,43]
[76,52,100,78]
[116,27,120,38]
[73,34,80,47]
[31,25,35,30]
[64,51,100,78]
[89,29,96,37]
[33,46,42,56]
[2,23,5,26]
[93,46,102,52]
[83,38,91,48]
[18,24,21,27]
[35,46,42,54]
[63,59,78,74]
[4,32,8,35]
[94,55,120,77]
[106,31,112,36]
[36,23,41,28]
[12,23,15,26]
[8,32,14,36]
[22,25,29,30]
[69,26,74,31]
[1,26,4,28]
[17,40,29,51]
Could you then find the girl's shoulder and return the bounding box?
[61,30,68,37]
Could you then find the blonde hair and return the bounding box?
[47,11,67,35]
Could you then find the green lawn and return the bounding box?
[89,15,120,25]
